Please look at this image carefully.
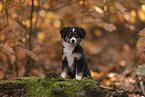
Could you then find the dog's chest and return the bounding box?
[62,42,81,68]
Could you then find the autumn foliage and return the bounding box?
[0,0,145,96]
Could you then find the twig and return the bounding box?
[0,0,25,13]
[29,0,34,51]
[24,0,34,77]
[34,0,40,31]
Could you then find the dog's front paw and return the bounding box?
[61,72,67,78]
[76,75,82,80]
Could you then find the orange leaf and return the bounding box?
[138,28,145,36]
[15,47,39,61]
[0,54,7,61]
[24,49,39,61]
[15,47,26,60]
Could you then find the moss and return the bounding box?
[23,75,93,97]
[0,72,128,97]
[51,80,82,97]
[0,75,104,97]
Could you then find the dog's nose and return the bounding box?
[70,38,77,44]
[71,39,75,43]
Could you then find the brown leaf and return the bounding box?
[137,37,145,54]
[0,54,7,61]
[15,47,25,60]
[137,28,145,54]
[2,44,15,56]
[24,49,39,61]
[138,28,145,36]
[114,2,126,13]
[15,47,39,61]
[102,23,116,32]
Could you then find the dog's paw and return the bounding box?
[76,75,82,80]
[61,72,67,78]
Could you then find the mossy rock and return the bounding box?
[0,72,128,97]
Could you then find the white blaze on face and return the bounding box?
[70,28,77,44]
[72,28,75,33]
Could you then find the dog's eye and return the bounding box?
[68,34,71,38]
[75,34,78,38]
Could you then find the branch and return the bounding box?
[9,16,29,32]
[42,0,80,11]
[29,0,34,51]
[0,0,26,13]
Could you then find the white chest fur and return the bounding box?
[62,41,81,69]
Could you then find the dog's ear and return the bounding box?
[79,27,86,39]
[60,27,68,38]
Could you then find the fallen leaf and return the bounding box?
[114,2,126,13]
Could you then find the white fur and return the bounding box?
[72,28,75,33]
[70,37,77,44]
[61,72,67,78]
[62,41,81,70]
[76,75,82,80]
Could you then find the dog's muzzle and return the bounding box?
[70,37,77,44]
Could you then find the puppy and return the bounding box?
[60,26,92,80]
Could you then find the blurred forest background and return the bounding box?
[1,0,145,96]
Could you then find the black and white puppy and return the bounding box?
[60,26,92,80]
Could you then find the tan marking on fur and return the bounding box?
[77,37,81,43]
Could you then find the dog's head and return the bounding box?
[60,27,86,44]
